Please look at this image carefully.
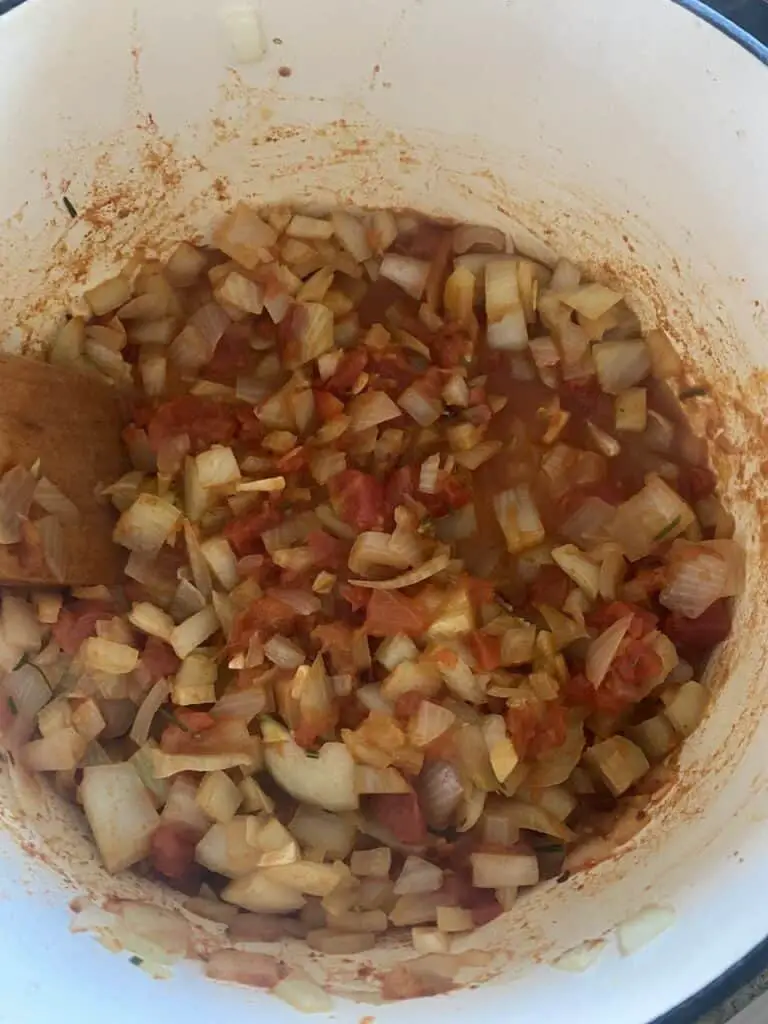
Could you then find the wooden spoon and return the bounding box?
[0,355,129,587]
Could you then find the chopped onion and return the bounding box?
[584,736,649,796]
[331,211,372,262]
[561,497,616,548]
[398,385,443,426]
[409,701,455,748]
[494,485,545,554]
[349,552,450,590]
[355,764,411,794]
[129,677,171,746]
[196,446,241,489]
[552,939,607,973]
[664,681,708,737]
[82,637,139,675]
[169,605,220,659]
[660,546,732,619]
[617,904,676,956]
[214,203,277,269]
[615,387,647,432]
[558,282,622,319]
[33,476,79,524]
[593,340,650,394]
[380,254,430,299]
[394,856,443,896]
[470,851,539,889]
[84,275,132,316]
[350,847,392,878]
[609,474,695,561]
[81,764,159,873]
[417,760,464,829]
[273,972,332,1013]
[306,928,376,954]
[113,494,181,555]
[265,739,358,812]
[586,614,633,686]
[347,390,401,432]
[264,635,305,669]
[453,224,506,254]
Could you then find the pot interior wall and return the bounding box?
[0,0,766,1020]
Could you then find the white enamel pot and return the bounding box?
[0,0,766,1021]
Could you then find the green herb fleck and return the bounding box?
[129,955,143,967]
[305,750,320,759]
[679,385,710,401]
[653,515,682,542]
[7,697,17,716]
[157,707,191,733]
[62,196,78,219]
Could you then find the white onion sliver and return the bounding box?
[586,615,633,686]
[616,904,676,957]
[129,678,171,747]
[348,553,450,590]
[659,552,728,619]
[379,254,430,299]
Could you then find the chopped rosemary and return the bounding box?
[679,385,709,400]
[62,196,78,218]
[6,697,17,716]
[654,515,681,542]
[157,707,192,733]
[129,955,143,967]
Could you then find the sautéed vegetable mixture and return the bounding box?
[0,203,743,980]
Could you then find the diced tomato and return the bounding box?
[235,405,264,445]
[147,396,239,453]
[276,446,306,474]
[612,638,663,687]
[365,590,432,638]
[470,893,504,927]
[312,622,356,674]
[223,503,282,557]
[339,583,372,615]
[468,631,502,671]
[367,349,418,394]
[589,600,658,639]
[369,792,428,845]
[328,469,385,531]
[565,634,663,714]
[141,637,181,684]
[505,703,540,760]
[325,349,368,395]
[527,701,567,758]
[394,692,425,719]
[204,327,258,384]
[307,529,347,571]
[461,574,496,611]
[678,464,717,504]
[52,600,113,655]
[384,465,417,513]
[229,595,297,648]
[314,390,345,422]
[665,598,732,650]
[150,823,199,882]
[338,695,369,730]
[431,325,473,370]
[528,564,571,608]
[160,711,218,753]
[419,473,473,516]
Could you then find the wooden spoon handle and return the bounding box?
[0,355,130,586]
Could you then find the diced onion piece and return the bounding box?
[660,548,729,619]
[113,494,181,555]
[222,872,306,914]
[389,892,453,927]
[214,203,277,270]
[169,606,220,658]
[153,749,257,778]
[286,302,334,367]
[273,972,332,1013]
[286,213,333,240]
[129,678,171,746]
[128,602,174,641]
[628,714,679,760]
[289,806,357,861]
[196,770,243,823]
[586,614,633,686]
[494,485,545,554]
[557,282,622,319]
[206,948,281,990]
[2,595,43,653]
[0,464,37,543]
[81,764,159,873]
[265,738,358,811]
[84,275,132,316]
[349,552,450,590]
[610,474,695,561]
[664,681,708,737]
[350,847,392,878]
[615,387,647,432]
[375,633,419,672]
[409,701,455,748]
[482,714,519,782]
[470,851,539,889]
[587,420,620,457]
[645,329,683,379]
[81,637,139,675]
[412,926,452,953]
[262,860,345,898]
[195,446,241,489]
[347,390,401,432]
[419,454,441,494]
[436,906,475,933]
[380,254,430,299]
[593,340,650,394]
[394,856,444,896]
[331,211,372,262]
[485,260,527,350]
[584,736,649,796]
[215,271,264,314]
[264,635,305,669]
[454,440,503,471]
[199,536,239,591]
[617,905,676,957]
[173,652,218,706]
[397,385,443,426]
[166,242,206,286]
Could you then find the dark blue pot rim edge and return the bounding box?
[0,0,766,1019]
